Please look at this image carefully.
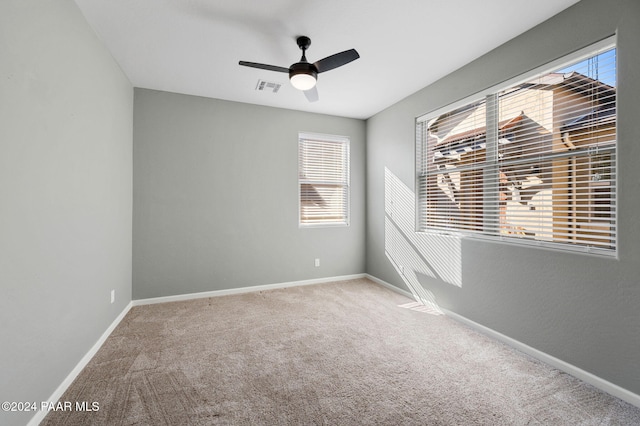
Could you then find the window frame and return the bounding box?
[298,132,351,228]
[415,36,617,257]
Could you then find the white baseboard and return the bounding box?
[366,273,415,298]
[442,308,640,409]
[132,273,367,306]
[28,301,133,426]
[366,274,640,409]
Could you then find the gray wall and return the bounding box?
[133,89,366,299]
[366,0,640,396]
[0,1,133,425]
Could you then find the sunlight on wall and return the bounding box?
[384,168,463,315]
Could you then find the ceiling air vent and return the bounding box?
[255,79,282,93]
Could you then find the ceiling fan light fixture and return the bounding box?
[289,64,317,90]
[290,72,317,90]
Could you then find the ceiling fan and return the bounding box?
[239,36,360,102]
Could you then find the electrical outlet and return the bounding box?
[315,258,320,267]
[110,290,115,304]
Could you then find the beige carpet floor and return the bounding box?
[42,278,640,425]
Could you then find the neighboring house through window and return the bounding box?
[299,132,350,227]
[416,38,617,256]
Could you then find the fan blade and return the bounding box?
[313,49,360,73]
[304,86,319,103]
[238,61,289,73]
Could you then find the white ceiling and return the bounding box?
[73,0,580,120]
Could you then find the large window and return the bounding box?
[416,39,617,256]
[299,132,350,227]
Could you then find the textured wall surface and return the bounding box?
[0,1,133,425]
[366,0,640,396]
[133,89,366,299]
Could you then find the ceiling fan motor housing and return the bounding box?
[289,62,317,80]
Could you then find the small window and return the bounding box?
[299,132,350,227]
[416,38,617,256]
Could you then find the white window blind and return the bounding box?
[299,133,350,227]
[417,39,617,255]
